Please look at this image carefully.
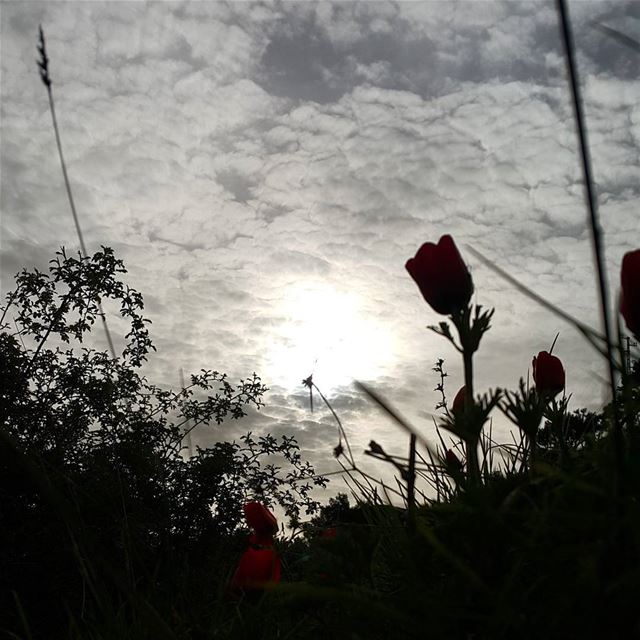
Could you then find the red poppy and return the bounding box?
[532,351,565,397]
[620,249,640,339]
[405,235,474,315]
[230,546,281,592]
[244,502,278,536]
[230,502,281,594]
[452,386,466,413]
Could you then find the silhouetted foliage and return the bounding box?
[538,406,606,449]
[0,248,326,639]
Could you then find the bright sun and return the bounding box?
[265,281,396,393]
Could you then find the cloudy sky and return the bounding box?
[1,1,639,503]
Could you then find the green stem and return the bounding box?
[407,433,417,523]
[529,430,537,476]
[559,414,567,468]
[463,348,480,485]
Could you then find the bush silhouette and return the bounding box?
[0,247,326,638]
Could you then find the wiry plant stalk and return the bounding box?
[407,433,417,515]
[462,348,480,484]
[37,26,116,360]
[304,375,356,468]
[467,246,611,359]
[591,22,640,54]
[555,0,622,475]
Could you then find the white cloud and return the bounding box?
[2,0,638,504]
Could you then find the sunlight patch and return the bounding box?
[265,280,395,393]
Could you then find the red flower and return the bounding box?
[320,527,338,540]
[621,249,640,339]
[244,502,278,536]
[230,502,281,594]
[406,235,474,315]
[230,546,281,592]
[532,351,565,397]
[452,386,466,413]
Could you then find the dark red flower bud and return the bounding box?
[405,235,474,315]
[368,440,385,456]
[532,351,565,397]
[452,386,466,413]
[445,449,463,469]
[321,527,338,540]
[620,249,640,339]
[244,502,278,536]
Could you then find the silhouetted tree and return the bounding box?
[0,247,326,638]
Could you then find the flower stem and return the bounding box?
[528,429,538,477]
[463,348,480,485]
[407,433,417,520]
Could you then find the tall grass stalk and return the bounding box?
[37,26,116,360]
[555,0,622,473]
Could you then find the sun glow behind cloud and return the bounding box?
[1,0,638,501]
[265,280,396,393]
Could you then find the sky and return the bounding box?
[1,1,639,505]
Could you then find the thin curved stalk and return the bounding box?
[556,0,622,478]
[312,381,355,468]
[37,26,116,360]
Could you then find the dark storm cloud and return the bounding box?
[256,1,605,103]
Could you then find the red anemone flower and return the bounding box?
[405,235,473,315]
[244,501,278,536]
[532,351,565,397]
[230,502,281,594]
[620,249,640,340]
[230,546,281,592]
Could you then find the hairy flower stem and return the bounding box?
[528,396,546,475]
[407,433,417,522]
[449,307,483,486]
[528,430,538,477]
[559,417,567,468]
[463,349,480,485]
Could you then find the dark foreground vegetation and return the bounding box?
[1,246,640,640]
